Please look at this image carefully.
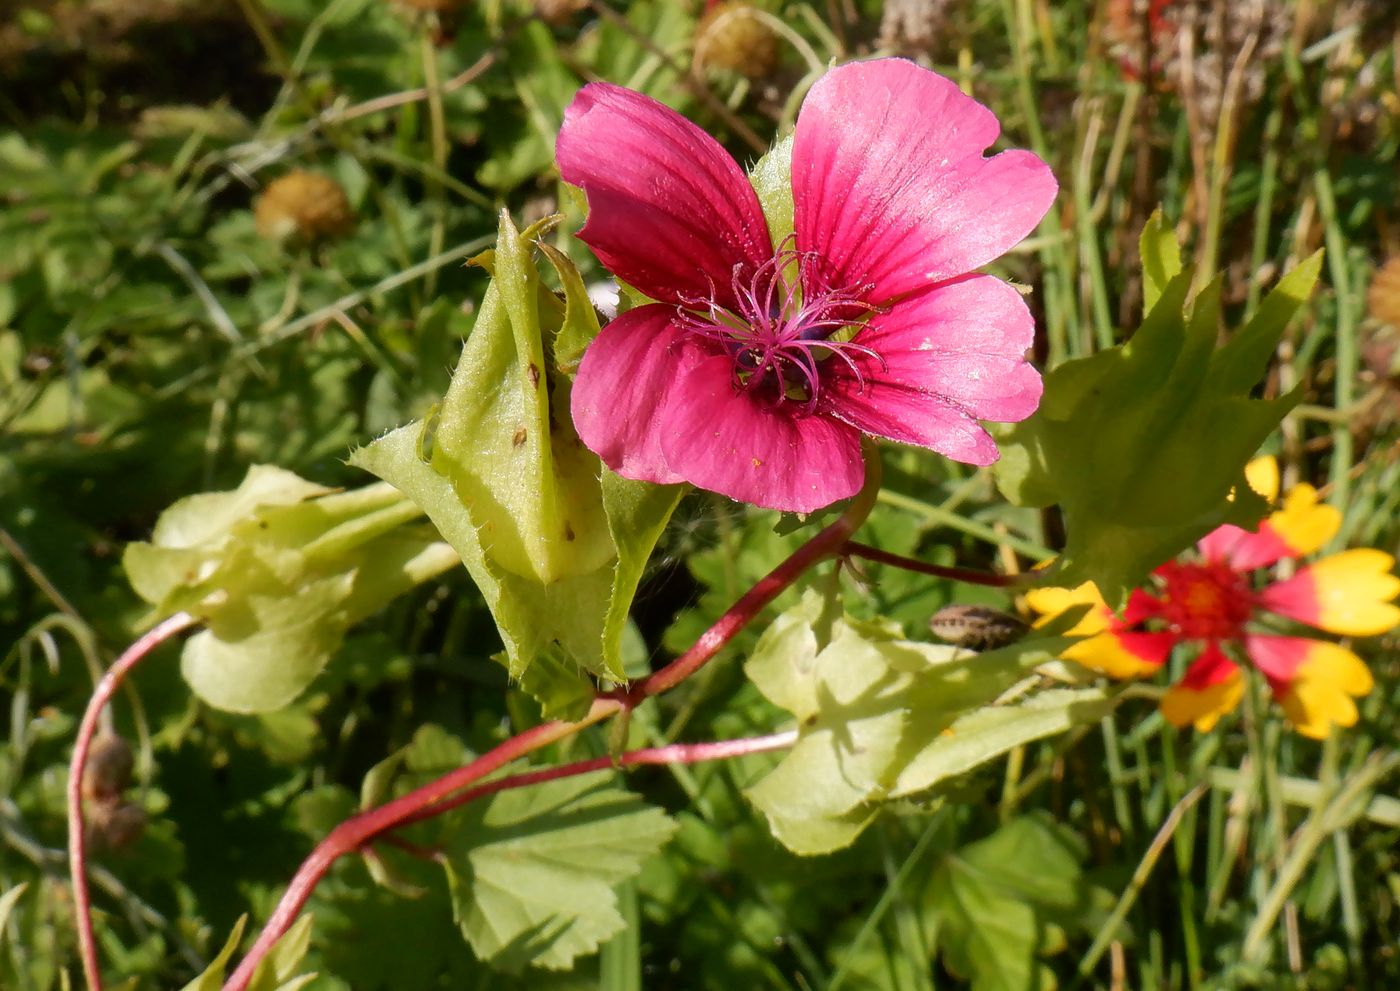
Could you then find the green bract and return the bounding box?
[994,210,1323,603]
[123,466,457,713]
[352,211,682,716]
[743,593,1117,855]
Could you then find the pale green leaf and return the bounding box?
[599,473,684,683]
[247,914,315,991]
[891,687,1118,798]
[180,573,354,714]
[151,465,333,551]
[745,597,1083,854]
[1138,207,1181,315]
[442,772,676,971]
[993,232,1314,603]
[927,816,1087,991]
[351,424,616,709]
[0,883,29,943]
[178,915,247,991]
[537,239,601,373]
[124,468,456,712]
[1208,250,1324,394]
[750,134,793,250]
[431,209,612,585]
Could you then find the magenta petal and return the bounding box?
[793,59,1057,302]
[570,304,694,485]
[658,355,864,513]
[820,275,1042,465]
[557,82,773,311]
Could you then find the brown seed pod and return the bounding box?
[693,2,780,81]
[533,0,586,24]
[1367,256,1400,329]
[87,801,147,852]
[928,604,1028,652]
[82,732,135,803]
[254,170,355,244]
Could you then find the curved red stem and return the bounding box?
[841,540,1031,587]
[224,449,884,990]
[396,730,799,830]
[68,612,199,991]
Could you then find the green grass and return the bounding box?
[2,1,1398,989]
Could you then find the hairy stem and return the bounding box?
[223,698,619,991]
[69,612,199,991]
[615,449,883,703]
[226,452,884,988]
[398,731,800,829]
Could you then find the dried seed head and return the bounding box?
[878,0,956,56]
[87,801,147,852]
[928,604,1028,652]
[693,2,780,81]
[1368,256,1400,329]
[1103,0,1288,129]
[82,732,134,803]
[533,0,586,24]
[254,170,354,244]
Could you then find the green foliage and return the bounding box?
[5,4,1399,991]
[751,134,795,248]
[442,772,677,971]
[995,211,1323,602]
[352,211,682,714]
[743,593,1117,854]
[925,816,1094,991]
[123,466,457,712]
[179,914,316,991]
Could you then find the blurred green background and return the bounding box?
[2,1,1399,988]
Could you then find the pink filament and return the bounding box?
[675,237,886,413]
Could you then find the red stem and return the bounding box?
[397,730,799,829]
[224,450,884,990]
[841,540,1030,587]
[223,698,619,991]
[68,612,199,991]
[615,455,884,703]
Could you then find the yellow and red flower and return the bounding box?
[1026,458,1400,738]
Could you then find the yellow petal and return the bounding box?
[1277,642,1372,739]
[1063,633,1162,679]
[1024,581,1111,637]
[1160,670,1245,732]
[1265,483,1341,557]
[1306,550,1400,636]
[1244,455,1280,503]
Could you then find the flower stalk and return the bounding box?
[223,452,882,990]
[69,612,199,991]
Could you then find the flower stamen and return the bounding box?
[674,237,887,412]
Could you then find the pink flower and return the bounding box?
[558,59,1057,513]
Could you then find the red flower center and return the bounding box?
[675,241,885,413]
[1155,560,1253,641]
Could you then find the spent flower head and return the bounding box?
[1026,457,1400,738]
[557,58,1057,513]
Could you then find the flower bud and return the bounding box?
[254,170,354,243]
[693,2,780,80]
[534,0,586,24]
[87,801,147,852]
[81,732,134,803]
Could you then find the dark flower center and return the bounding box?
[676,240,885,412]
